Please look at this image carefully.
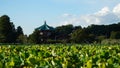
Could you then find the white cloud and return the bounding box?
[113,4,120,17]
[95,7,110,16]
[80,15,101,25]
[60,3,120,27]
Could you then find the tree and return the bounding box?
[16,26,24,43]
[17,34,27,44]
[70,29,88,43]
[16,26,23,36]
[28,30,41,44]
[55,24,73,42]
[73,26,82,30]
[97,35,106,42]
[110,31,120,39]
[87,34,96,43]
[0,15,16,43]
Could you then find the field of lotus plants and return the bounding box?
[0,44,120,68]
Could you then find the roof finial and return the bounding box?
[44,20,46,25]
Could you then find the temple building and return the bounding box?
[36,21,55,42]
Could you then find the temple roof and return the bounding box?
[36,21,54,31]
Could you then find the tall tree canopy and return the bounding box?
[55,24,73,40]
[28,30,41,44]
[71,29,88,43]
[0,15,16,43]
[16,26,23,35]
[16,26,26,43]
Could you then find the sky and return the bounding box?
[0,0,120,35]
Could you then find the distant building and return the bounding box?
[36,21,55,42]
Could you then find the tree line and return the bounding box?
[0,15,120,44]
[0,15,27,44]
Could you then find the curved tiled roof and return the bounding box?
[36,21,54,31]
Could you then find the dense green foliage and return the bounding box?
[0,15,26,43]
[0,15,120,44]
[71,29,88,43]
[0,44,120,68]
[29,22,120,44]
[110,31,120,39]
[101,39,120,45]
[55,24,73,40]
[0,15,16,43]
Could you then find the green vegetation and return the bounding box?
[0,15,25,43]
[0,44,120,68]
[0,15,120,68]
[0,15,120,44]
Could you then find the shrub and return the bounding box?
[101,39,120,45]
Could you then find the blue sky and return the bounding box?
[0,0,120,35]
